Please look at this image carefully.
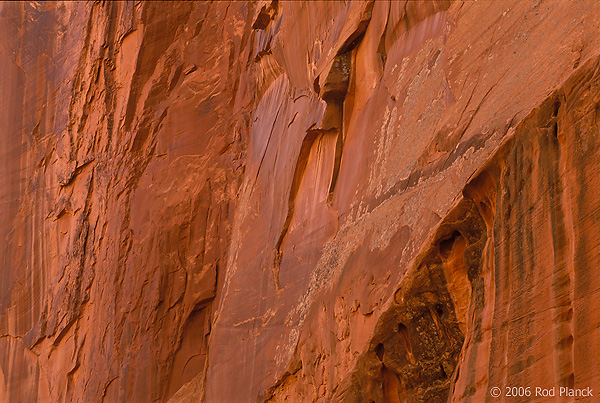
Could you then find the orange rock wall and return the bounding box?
[1,1,600,402]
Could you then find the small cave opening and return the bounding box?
[439,230,462,258]
[552,99,561,117]
[375,343,385,361]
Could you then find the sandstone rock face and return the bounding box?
[1,1,600,402]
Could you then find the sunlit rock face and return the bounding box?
[1,1,600,402]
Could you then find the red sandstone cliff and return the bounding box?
[1,1,600,402]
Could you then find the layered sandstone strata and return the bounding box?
[1,1,600,402]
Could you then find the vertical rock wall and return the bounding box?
[0,1,249,401]
[1,1,600,402]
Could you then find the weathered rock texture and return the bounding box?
[1,1,600,402]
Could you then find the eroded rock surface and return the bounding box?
[1,1,600,402]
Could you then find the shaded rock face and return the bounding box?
[1,1,600,402]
